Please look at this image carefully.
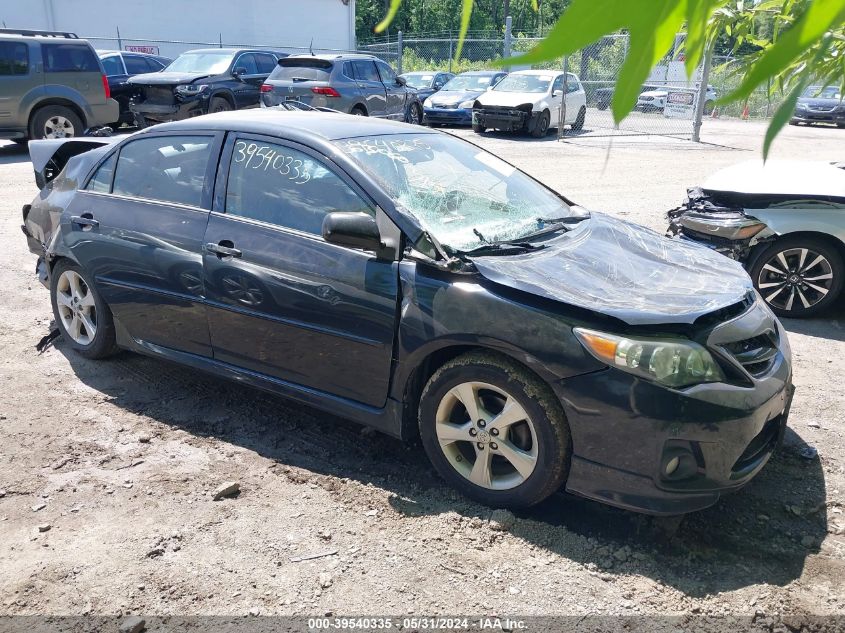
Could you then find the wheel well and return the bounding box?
[211,91,235,108]
[750,230,845,269]
[350,104,367,115]
[29,99,88,131]
[399,345,552,441]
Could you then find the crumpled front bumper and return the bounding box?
[473,107,537,131]
[130,95,209,124]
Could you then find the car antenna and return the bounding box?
[309,38,314,56]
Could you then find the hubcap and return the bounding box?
[757,247,834,312]
[435,381,538,490]
[55,270,96,345]
[43,115,75,139]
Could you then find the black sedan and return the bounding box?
[791,85,845,127]
[98,50,172,129]
[22,111,794,515]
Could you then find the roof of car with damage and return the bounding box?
[148,109,439,140]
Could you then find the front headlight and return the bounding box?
[679,214,767,240]
[459,99,475,109]
[175,84,209,96]
[574,328,725,388]
[423,98,433,108]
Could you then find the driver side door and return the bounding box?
[376,60,406,120]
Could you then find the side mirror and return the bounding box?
[322,212,382,251]
[553,90,563,97]
[233,67,247,78]
[396,76,406,86]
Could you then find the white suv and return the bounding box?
[472,70,587,137]
[637,84,718,114]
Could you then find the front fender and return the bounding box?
[750,208,845,247]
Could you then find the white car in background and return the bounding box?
[637,84,718,114]
[472,70,587,137]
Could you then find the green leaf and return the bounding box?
[763,36,832,160]
[374,0,402,33]
[684,0,728,76]
[723,0,845,103]
[532,0,539,10]
[453,0,475,60]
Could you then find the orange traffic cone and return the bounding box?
[741,101,750,120]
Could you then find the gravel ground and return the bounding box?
[0,117,844,625]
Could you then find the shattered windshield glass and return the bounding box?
[335,133,572,251]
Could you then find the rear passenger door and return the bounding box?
[350,60,386,117]
[375,59,405,120]
[66,132,223,357]
[0,41,37,129]
[201,134,399,407]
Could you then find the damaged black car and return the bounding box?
[668,160,845,317]
[22,110,793,515]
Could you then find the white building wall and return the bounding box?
[1,0,356,59]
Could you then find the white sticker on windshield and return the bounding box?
[474,151,515,178]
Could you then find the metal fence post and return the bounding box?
[558,55,569,140]
[448,33,453,73]
[503,16,512,69]
[116,26,122,51]
[397,31,403,74]
[692,44,713,143]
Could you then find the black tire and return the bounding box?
[571,106,586,131]
[209,97,233,113]
[406,103,422,125]
[418,351,571,509]
[529,110,550,138]
[788,119,799,126]
[350,106,367,116]
[749,236,844,318]
[12,138,28,146]
[472,122,485,133]
[29,105,84,140]
[50,259,119,359]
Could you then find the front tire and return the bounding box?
[209,97,233,113]
[529,110,550,138]
[472,122,485,133]
[419,351,571,509]
[750,237,844,318]
[50,260,119,359]
[406,103,422,125]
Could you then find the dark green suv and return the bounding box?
[0,29,118,142]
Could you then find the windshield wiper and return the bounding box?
[459,242,546,257]
[506,214,591,243]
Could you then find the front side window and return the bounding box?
[0,42,28,75]
[493,74,552,94]
[85,152,118,193]
[165,52,233,74]
[43,44,99,72]
[112,135,212,207]
[376,60,397,84]
[234,53,259,75]
[225,138,372,235]
[552,75,564,94]
[336,133,572,251]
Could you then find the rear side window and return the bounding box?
[255,53,276,73]
[100,55,123,76]
[0,42,28,75]
[86,153,117,193]
[269,58,333,81]
[112,135,213,207]
[123,55,151,74]
[352,60,380,82]
[225,138,372,235]
[43,44,99,72]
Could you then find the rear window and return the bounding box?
[269,58,333,81]
[43,43,100,72]
[0,42,29,75]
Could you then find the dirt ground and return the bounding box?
[1,117,844,626]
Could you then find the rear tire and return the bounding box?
[571,106,586,131]
[418,351,571,509]
[749,236,844,318]
[351,106,367,116]
[29,105,83,140]
[50,259,119,359]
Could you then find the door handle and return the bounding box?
[205,241,242,258]
[70,214,99,229]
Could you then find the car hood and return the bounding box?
[702,160,845,199]
[470,213,753,326]
[127,71,213,86]
[476,91,543,107]
[797,97,844,108]
[639,90,668,98]
[428,89,485,105]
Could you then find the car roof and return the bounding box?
[402,71,435,76]
[150,109,438,141]
[459,70,504,76]
[510,69,563,76]
[283,53,377,61]
[178,48,273,55]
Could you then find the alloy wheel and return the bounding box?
[408,105,421,125]
[43,115,75,139]
[55,270,97,345]
[434,381,538,490]
[757,247,834,312]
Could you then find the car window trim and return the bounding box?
[80,130,225,211]
[233,52,265,77]
[213,131,384,249]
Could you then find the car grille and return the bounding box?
[720,330,780,378]
[432,102,459,109]
[808,105,834,112]
[142,86,176,105]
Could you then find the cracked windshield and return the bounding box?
[336,134,572,251]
